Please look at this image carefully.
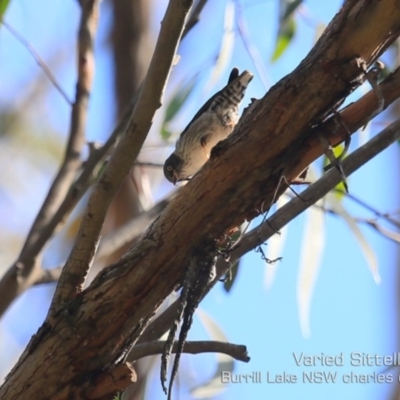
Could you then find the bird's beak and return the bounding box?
[172,171,179,185]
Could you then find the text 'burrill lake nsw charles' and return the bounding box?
[221,352,400,384]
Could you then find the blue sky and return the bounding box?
[0,1,399,399]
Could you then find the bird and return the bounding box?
[163,68,253,184]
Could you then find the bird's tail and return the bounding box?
[213,69,254,109]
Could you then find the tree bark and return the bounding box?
[1,0,400,399]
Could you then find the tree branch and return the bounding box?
[129,340,249,363]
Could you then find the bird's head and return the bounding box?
[163,153,184,184]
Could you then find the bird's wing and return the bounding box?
[180,67,243,138]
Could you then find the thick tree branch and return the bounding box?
[97,64,400,265]
[141,116,400,343]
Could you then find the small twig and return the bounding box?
[1,20,72,105]
[284,192,400,245]
[318,133,349,192]
[362,220,400,244]
[130,340,249,363]
[334,189,400,230]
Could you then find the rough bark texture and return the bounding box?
[1,0,400,399]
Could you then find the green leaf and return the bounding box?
[160,78,197,141]
[326,193,380,284]
[223,260,240,292]
[191,310,233,399]
[164,79,196,124]
[323,144,347,201]
[160,125,172,141]
[271,18,296,61]
[271,0,302,61]
[297,201,325,338]
[0,0,10,19]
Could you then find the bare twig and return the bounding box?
[1,20,72,104]
[335,189,400,230]
[50,0,194,315]
[284,191,400,244]
[140,117,400,343]
[129,340,249,363]
[362,220,400,244]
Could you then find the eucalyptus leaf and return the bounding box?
[0,0,10,19]
[191,310,233,399]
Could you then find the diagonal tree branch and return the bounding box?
[141,116,400,344]
[97,64,400,265]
